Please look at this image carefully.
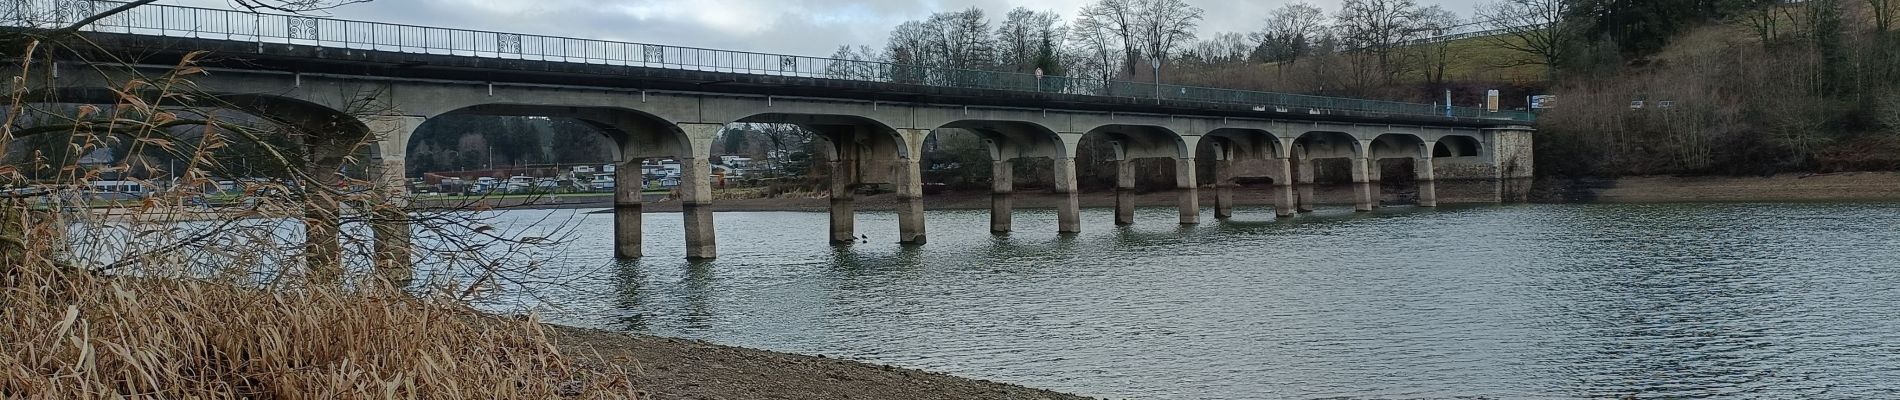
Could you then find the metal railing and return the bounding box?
[2,0,1536,122]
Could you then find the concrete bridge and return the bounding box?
[8,0,1535,264]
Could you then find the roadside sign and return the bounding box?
[1531,95,1555,109]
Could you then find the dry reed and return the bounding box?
[0,264,636,399]
[1,34,637,398]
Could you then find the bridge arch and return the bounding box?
[1076,124,1197,225]
[1293,131,1363,159]
[24,87,409,276]
[1365,133,1436,208]
[1370,133,1430,160]
[1201,128,1286,160]
[429,104,696,161]
[737,113,911,161]
[1434,135,1484,158]
[29,87,371,145]
[1080,124,1189,160]
[1196,128,1286,219]
[732,112,927,244]
[934,120,1066,161]
[1288,131,1373,212]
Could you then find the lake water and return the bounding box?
[473,203,1900,399]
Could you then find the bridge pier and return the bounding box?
[1416,157,1439,207]
[1295,157,1316,213]
[615,159,644,258]
[895,157,926,245]
[1176,158,1200,224]
[365,115,424,283]
[1272,157,1296,218]
[1115,159,1136,226]
[1366,157,1383,209]
[1351,156,1375,212]
[1054,157,1082,234]
[302,156,345,284]
[369,155,413,282]
[991,160,1013,233]
[895,129,927,245]
[680,157,718,259]
[829,145,857,244]
[1213,157,1235,220]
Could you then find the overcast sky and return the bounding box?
[170,0,1487,56]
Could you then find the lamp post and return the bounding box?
[1151,58,1161,101]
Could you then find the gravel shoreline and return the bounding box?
[549,325,1099,400]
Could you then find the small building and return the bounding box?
[590,173,616,191]
[718,155,753,169]
[87,180,149,201]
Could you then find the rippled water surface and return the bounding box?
[475,203,1900,399]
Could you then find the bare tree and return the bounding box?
[1336,0,1422,84]
[1133,0,1204,74]
[1184,32,1252,65]
[1410,6,1460,85]
[997,8,1065,73]
[1076,0,1142,76]
[1068,7,1127,84]
[1870,0,1897,32]
[1252,2,1327,75]
[18,0,368,37]
[1736,0,1784,43]
[875,7,998,86]
[1477,0,1578,76]
[883,20,932,83]
[927,7,995,71]
[825,45,880,80]
[1880,94,1900,136]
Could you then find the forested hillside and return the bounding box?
[1538,0,1900,176]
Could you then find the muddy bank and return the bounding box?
[550,325,1095,400]
[1538,172,1900,203]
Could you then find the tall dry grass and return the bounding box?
[0,264,633,398]
[0,35,636,398]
